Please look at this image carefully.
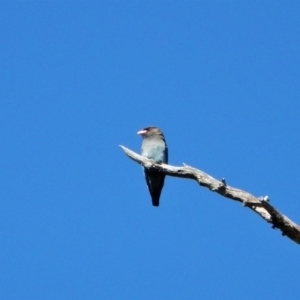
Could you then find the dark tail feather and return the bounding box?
[149,178,164,206]
[151,195,160,207]
[145,171,165,207]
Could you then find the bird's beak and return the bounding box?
[137,129,147,135]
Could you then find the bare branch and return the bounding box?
[120,145,300,245]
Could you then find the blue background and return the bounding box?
[1,1,300,299]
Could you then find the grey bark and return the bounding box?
[120,145,300,245]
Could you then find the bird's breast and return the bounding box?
[142,144,166,163]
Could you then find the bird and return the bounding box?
[137,126,168,206]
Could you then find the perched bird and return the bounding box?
[137,126,168,206]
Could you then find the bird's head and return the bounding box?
[137,126,163,138]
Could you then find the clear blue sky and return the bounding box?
[1,1,300,299]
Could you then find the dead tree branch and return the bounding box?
[120,145,300,245]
